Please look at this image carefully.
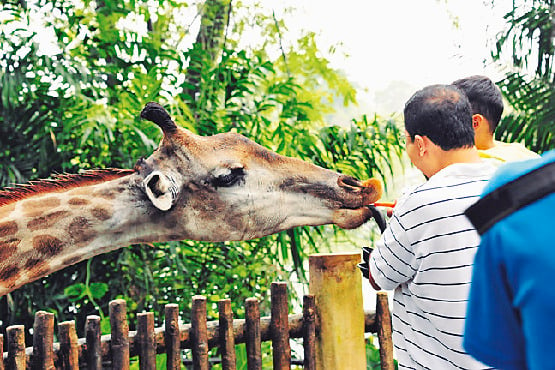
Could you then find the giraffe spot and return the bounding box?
[0,221,18,237]
[68,197,90,206]
[21,197,61,216]
[69,217,95,242]
[24,258,42,270]
[27,210,70,231]
[33,235,64,256]
[29,264,50,280]
[0,239,19,260]
[93,190,118,200]
[0,265,20,281]
[91,206,112,221]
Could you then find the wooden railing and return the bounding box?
[1,253,394,369]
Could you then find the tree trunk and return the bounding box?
[183,0,231,106]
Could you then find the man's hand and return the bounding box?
[358,246,382,290]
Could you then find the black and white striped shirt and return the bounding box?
[369,162,496,369]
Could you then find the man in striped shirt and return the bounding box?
[368,84,497,369]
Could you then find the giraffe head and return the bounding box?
[132,102,383,241]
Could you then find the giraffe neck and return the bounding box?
[0,173,176,295]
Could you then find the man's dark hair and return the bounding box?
[452,75,504,133]
[404,84,475,151]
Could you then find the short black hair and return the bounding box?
[452,75,504,133]
[404,84,475,151]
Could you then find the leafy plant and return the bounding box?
[491,0,554,153]
[0,0,405,352]
[366,336,398,370]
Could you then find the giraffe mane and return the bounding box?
[0,168,135,207]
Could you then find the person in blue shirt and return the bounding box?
[463,149,555,370]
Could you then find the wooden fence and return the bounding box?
[1,253,394,369]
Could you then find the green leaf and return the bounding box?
[89,282,109,299]
[64,283,86,300]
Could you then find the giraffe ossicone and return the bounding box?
[0,102,383,295]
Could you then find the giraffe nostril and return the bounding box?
[338,176,363,192]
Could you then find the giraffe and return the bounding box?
[0,102,382,296]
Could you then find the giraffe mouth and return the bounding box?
[333,206,374,229]
[331,177,383,229]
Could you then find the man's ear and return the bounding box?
[143,171,180,211]
[472,114,483,129]
[414,135,427,156]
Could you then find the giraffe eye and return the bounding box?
[212,167,245,188]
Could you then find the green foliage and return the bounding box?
[0,0,404,354]
[0,37,64,184]
[366,336,398,369]
[496,72,554,152]
[491,0,554,152]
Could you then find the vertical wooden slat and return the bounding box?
[6,325,26,370]
[191,295,208,370]
[302,295,316,370]
[0,333,4,370]
[85,315,102,370]
[270,282,290,370]
[165,304,181,370]
[218,299,236,370]
[309,253,366,369]
[110,299,130,370]
[33,310,55,370]
[376,291,395,370]
[137,312,156,370]
[244,298,261,370]
[58,321,80,369]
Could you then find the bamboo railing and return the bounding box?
[1,253,394,369]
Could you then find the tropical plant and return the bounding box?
[0,0,404,343]
[492,0,554,152]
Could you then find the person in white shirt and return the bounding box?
[367,84,496,369]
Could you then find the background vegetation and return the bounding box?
[493,0,554,152]
[0,0,403,347]
[0,0,552,367]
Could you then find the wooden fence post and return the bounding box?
[376,291,395,370]
[58,321,80,369]
[309,253,366,370]
[137,312,156,370]
[165,304,181,370]
[109,299,129,370]
[6,325,26,370]
[0,334,3,370]
[218,299,236,370]
[85,315,102,370]
[32,311,55,370]
[302,295,316,370]
[191,295,208,370]
[270,282,290,370]
[244,298,261,370]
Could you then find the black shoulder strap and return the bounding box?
[465,161,555,235]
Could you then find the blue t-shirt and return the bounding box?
[463,150,555,370]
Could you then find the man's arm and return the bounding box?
[368,213,416,291]
[368,269,381,290]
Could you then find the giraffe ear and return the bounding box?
[143,171,179,211]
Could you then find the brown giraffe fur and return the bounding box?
[0,102,382,295]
